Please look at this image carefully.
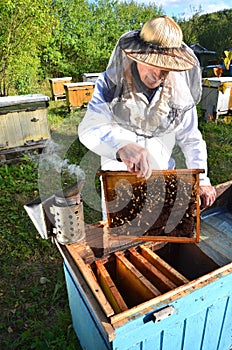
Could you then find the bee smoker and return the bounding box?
[50,180,85,245]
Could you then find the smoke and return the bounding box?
[38,139,85,200]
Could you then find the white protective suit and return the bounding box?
[78,31,211,187]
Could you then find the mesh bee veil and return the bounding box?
[105,30,202,138]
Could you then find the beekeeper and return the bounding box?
[78,15,216,209]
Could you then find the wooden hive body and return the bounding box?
[49,77,72,100]
[0,94,50,152]
[58,180,232,350]
[64,82,95,110]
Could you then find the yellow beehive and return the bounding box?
[49,77,72,100]
[64,82,95,110]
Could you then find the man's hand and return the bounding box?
[200,185,217,209]
[117,144,152,179]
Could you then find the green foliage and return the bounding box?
[0,0,164,93]
[0,157,82,349]
[85,0,163,73]
[197,10,232,56]
[0,0,57,95]
[179,12,201,44]
[1,1,232,95]
[179,9,232,57]
[46,0,163,79]
[42,0,92,79]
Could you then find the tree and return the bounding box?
[86,0,163,72]
[0,0,164,93]
[0,0,57,95]
[179,12,201,45]
[179,9,232,59]
[45,0,163,80]
[41,0,92,80]
[197,10,232,56]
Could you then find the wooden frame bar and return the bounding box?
[98,169,204,244]
[95,259,128,314]
[139,245,189,286]
[66,244,115,317]
[128,247,177,292]
[114,251,161,304]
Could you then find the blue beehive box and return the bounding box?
[63,253,232,350]
[55,175,232,350]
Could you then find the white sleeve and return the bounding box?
[78,72,133,159]
[175,107,211,186]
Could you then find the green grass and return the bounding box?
[199,119,232,184]
[0,100,231,349]
[0,158,82,349]
[0,101,85,350]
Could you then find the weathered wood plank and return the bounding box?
[199,220,232,266]
[95,260,128,314]
[214,180,232,199]
[203,213,232,234]
[140,245,189,285]
[66,244,115,317]
[199,183,232,265]
[128,247,177,292]
[114,251,161,304]
[5,113,22,147]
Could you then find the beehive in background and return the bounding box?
[82,72,100,83]
[201,77,232,120]
[0,94,50,152]
[64,82,95,110]
[49,77,72,100]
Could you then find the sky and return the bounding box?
[153,0,231,19]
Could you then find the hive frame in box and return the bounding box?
[98,169,204,244]
[24,180,232,349]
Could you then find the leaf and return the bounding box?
[224,57,231,70]
[226,50,232,60]
[7,326,13,333]
[224,116,232,124]
[213,67,223,77]
[218,83,227,94]
[203,78,211,88]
